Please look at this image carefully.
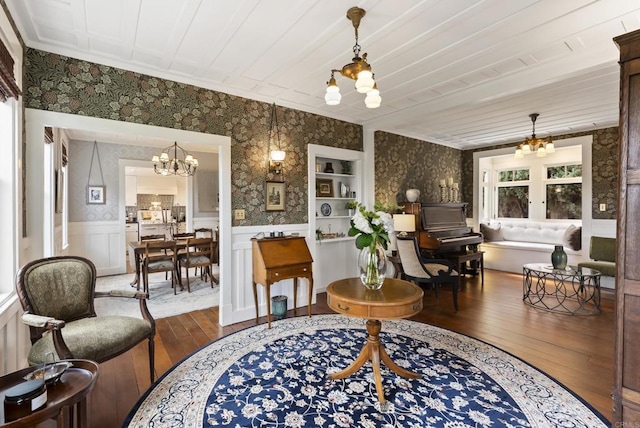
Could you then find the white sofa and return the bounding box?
[480,221,584,274]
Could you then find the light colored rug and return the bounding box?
[94,268,219,319]
[124,314,608,427]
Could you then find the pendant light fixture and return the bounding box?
[514,113,555,158]
[151,142,198,176]
[325,7,381,108]
[267,103,285,174]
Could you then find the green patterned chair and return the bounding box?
[15,256,156,382]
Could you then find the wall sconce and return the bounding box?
[267,103,286,174]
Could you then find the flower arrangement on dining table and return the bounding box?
[348,204,394,288]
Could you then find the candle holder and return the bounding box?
[440,185,448,203]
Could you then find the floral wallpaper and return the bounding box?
[24,48,362,226]
[374,131,462,207]
[461,127,619,220]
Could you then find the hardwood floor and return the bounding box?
[78,268,614,427]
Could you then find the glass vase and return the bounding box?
[551,245,568,270]
[358,243,387,290]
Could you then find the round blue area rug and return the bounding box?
[124,314,608,427]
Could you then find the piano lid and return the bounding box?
[420,203,468,230]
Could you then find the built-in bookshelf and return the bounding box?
[308,144,364,290]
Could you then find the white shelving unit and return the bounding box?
[308,144,364,291]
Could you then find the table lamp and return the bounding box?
[393,214,416,236]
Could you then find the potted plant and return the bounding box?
[345,200,359,216]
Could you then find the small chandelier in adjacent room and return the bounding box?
[324,7,381,109]
[267,103,286,174]
[514,113,555,158]
[151,142,198,176]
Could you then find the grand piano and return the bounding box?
[401,202,483,256]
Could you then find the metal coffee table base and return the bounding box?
[523,263,601,315]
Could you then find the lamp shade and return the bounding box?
[270,150,286,161]
[355,69,375,93]
[393,214,416,233]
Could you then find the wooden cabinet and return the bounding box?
[613,28,640,423]
[308,144,364,291]
[251,236,313,328]
[125,223,138,255]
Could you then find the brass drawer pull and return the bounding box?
[275,273,279,276]
[413,304,421,311]
[337,302,349,311]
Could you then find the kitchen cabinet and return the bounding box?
[125,223,138,255]
[125,175,137,206]
[138,223,173,240]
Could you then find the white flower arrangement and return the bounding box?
[348,204,394,251]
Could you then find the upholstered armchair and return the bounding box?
[396,236,460,310]
[15,256,156,382]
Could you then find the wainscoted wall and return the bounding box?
[0,297,30,376]
[24,49,363,227]
[374,131,463,206]
[461,127,619,220]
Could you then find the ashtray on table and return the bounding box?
[24,361,74,385]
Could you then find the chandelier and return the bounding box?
[151,142,198,176]
[514,113,555,158]
[325,7,381,109]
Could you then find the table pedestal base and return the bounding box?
[329,320,421,409]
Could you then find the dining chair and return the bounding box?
[194,228,218,278]
[396,235,460,310]
[140,234,169,282]
[142,240,179,295]
[177,237,216,292]
[16,256,156,382]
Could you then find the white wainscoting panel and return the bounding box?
[193,216,219,231]
[0,296,30,375]
[68,222,125,276]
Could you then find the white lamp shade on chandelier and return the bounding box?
[151,142,198,176]
[325,7,381,109]
[514,113,555,158]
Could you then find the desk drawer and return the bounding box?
[327,296,369,317]
[267,264,311,281]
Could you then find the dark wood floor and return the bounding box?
[68,268,615,427]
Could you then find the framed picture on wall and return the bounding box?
[87,185,106,205]
[266,181,285,211]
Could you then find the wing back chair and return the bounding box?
[15,256,156,382]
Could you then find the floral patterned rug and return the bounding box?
[124,314,608,427]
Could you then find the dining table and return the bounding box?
[128,239,219,290]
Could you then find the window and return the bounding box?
[496,168,530,218]
[545,164,582,219]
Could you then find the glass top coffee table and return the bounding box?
[522,263,601,315]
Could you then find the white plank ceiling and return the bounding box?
[6,0,640,149]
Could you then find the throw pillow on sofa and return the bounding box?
[563,224,582,251]
[480,223,503,241]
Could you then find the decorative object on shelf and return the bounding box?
[152,141,198,176]
[340,160,352,175]
[324,7,381,109]
[348,204,393,289]
[406,188,420,203]
[393,214,416,237]
[267,103,286,175]
[265,181,285,211]
[439,178,459,203]
[345,200,358,217]
[316,228,323,242]
[339,182,348,197]
[514,113,555,158]
[321,203,332,216]
[316,178,334,197]
[324,162,334,173]
[86,141,106,205]
[551,245,568,270]
[316,162,322,172]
